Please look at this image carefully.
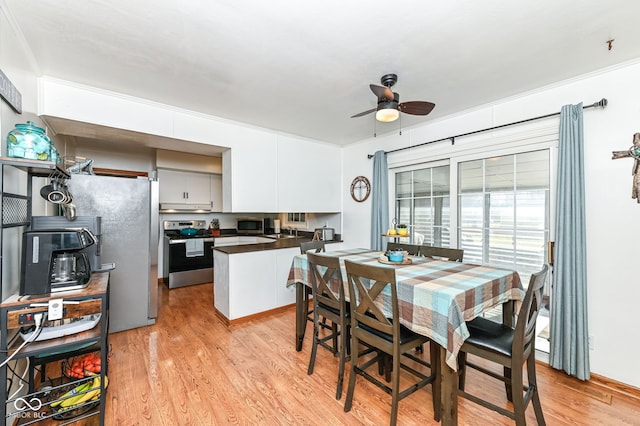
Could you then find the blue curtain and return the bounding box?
[549,103,590,380]
[370,150,389,250]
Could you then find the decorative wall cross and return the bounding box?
[612,132,640,203]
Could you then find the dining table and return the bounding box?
[286,247,524,425]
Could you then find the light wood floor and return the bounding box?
[104,283,640,425]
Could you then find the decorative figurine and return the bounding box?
[612,132,640,203]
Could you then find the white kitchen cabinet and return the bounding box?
[222,133,278,212]
[213,246,298,321]
[158,169,212,208]
[277,136,341,212]
[210,174,222,212]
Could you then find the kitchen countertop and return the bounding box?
[213,236,342,254]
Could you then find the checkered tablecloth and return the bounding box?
[287,248,524,370]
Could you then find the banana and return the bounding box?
[68,376,101,407]
[50,380,93,408]
[90,376,109,401]
[58,375,109,410]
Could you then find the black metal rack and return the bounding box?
[0,158,109,425]
[0,157,70,302]
[0,272,109,425]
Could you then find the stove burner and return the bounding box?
[163,219,211,240]
[164,229,210,239]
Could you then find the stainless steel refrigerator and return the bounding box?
[68,174,159,333]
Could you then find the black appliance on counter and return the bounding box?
[31,216,114,273]
[236,217,263,235]
[163,220,214,289]
[20,228,97,295]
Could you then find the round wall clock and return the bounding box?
[350,176,371,202]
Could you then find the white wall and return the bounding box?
[342,59,640,388]
[0,5,52,300]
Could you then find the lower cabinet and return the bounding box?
[213,247,298,321]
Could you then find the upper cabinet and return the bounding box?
[210,174,222,212]
[222,132,279,212]
[222,135,341,213]
[276,136,341,212]
[158,169,212,210]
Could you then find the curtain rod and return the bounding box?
[367,98,608,159]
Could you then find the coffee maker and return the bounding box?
[31,216,112,272]
[20,228,96,295]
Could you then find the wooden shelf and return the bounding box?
[380,233,410,238]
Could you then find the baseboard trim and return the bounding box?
[536,355,640,404]
[214,303,296,327]
[589,372,640,404]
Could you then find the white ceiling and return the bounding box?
[5,0,640,148]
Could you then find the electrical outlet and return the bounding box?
[588,334,595,350]
[48,299,64,320]
[18,310,46,325]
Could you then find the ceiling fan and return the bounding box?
[351,73,435,122]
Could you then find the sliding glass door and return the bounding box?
[458,149,550,284]
[394,165,451,246]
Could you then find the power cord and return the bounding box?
[0,312,47,368]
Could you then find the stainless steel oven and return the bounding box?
[163,220,214,289]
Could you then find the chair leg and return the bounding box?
[510,362,526,426]
[307,319,319,375]
[527,353,546,425]
[335,320,347,400]
[504,366,513,402]
[344,332,359,412]
[457,351,467,391]
[389,350,401,426]
[332,322,339,355]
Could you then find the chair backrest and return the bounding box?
[300,240,325,255]
[419,245,464,262]
[386,242,421,255]
[306,252,344,313]
[514,264,549,358]
[344,260,398,338]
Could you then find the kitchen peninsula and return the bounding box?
[213,236,341,324]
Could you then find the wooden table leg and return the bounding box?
[430,341,442,421]
[295,282,306,351]
[440,345,458,425]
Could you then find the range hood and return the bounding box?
[159,203,212,212]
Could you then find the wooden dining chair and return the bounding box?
[300,240,326,326]
[386,242,421,255]
[343,260,438,426]
[419,245,464,262]
[306,252,349,399]
[457,264,549,425]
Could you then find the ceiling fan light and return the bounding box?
[376,108,399,122]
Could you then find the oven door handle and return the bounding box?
[169,239,189,244]
[168,238,215,244]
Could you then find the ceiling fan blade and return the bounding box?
[370,84,394,101]
[351,108,376,118]
[399,101,436,116]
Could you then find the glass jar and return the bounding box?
[6,121,53,161]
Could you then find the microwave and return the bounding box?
[237,218,263,235]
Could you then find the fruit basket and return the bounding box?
[62,351,103,379]
[48,375,107,420]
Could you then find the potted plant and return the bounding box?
[397,224,408,236]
